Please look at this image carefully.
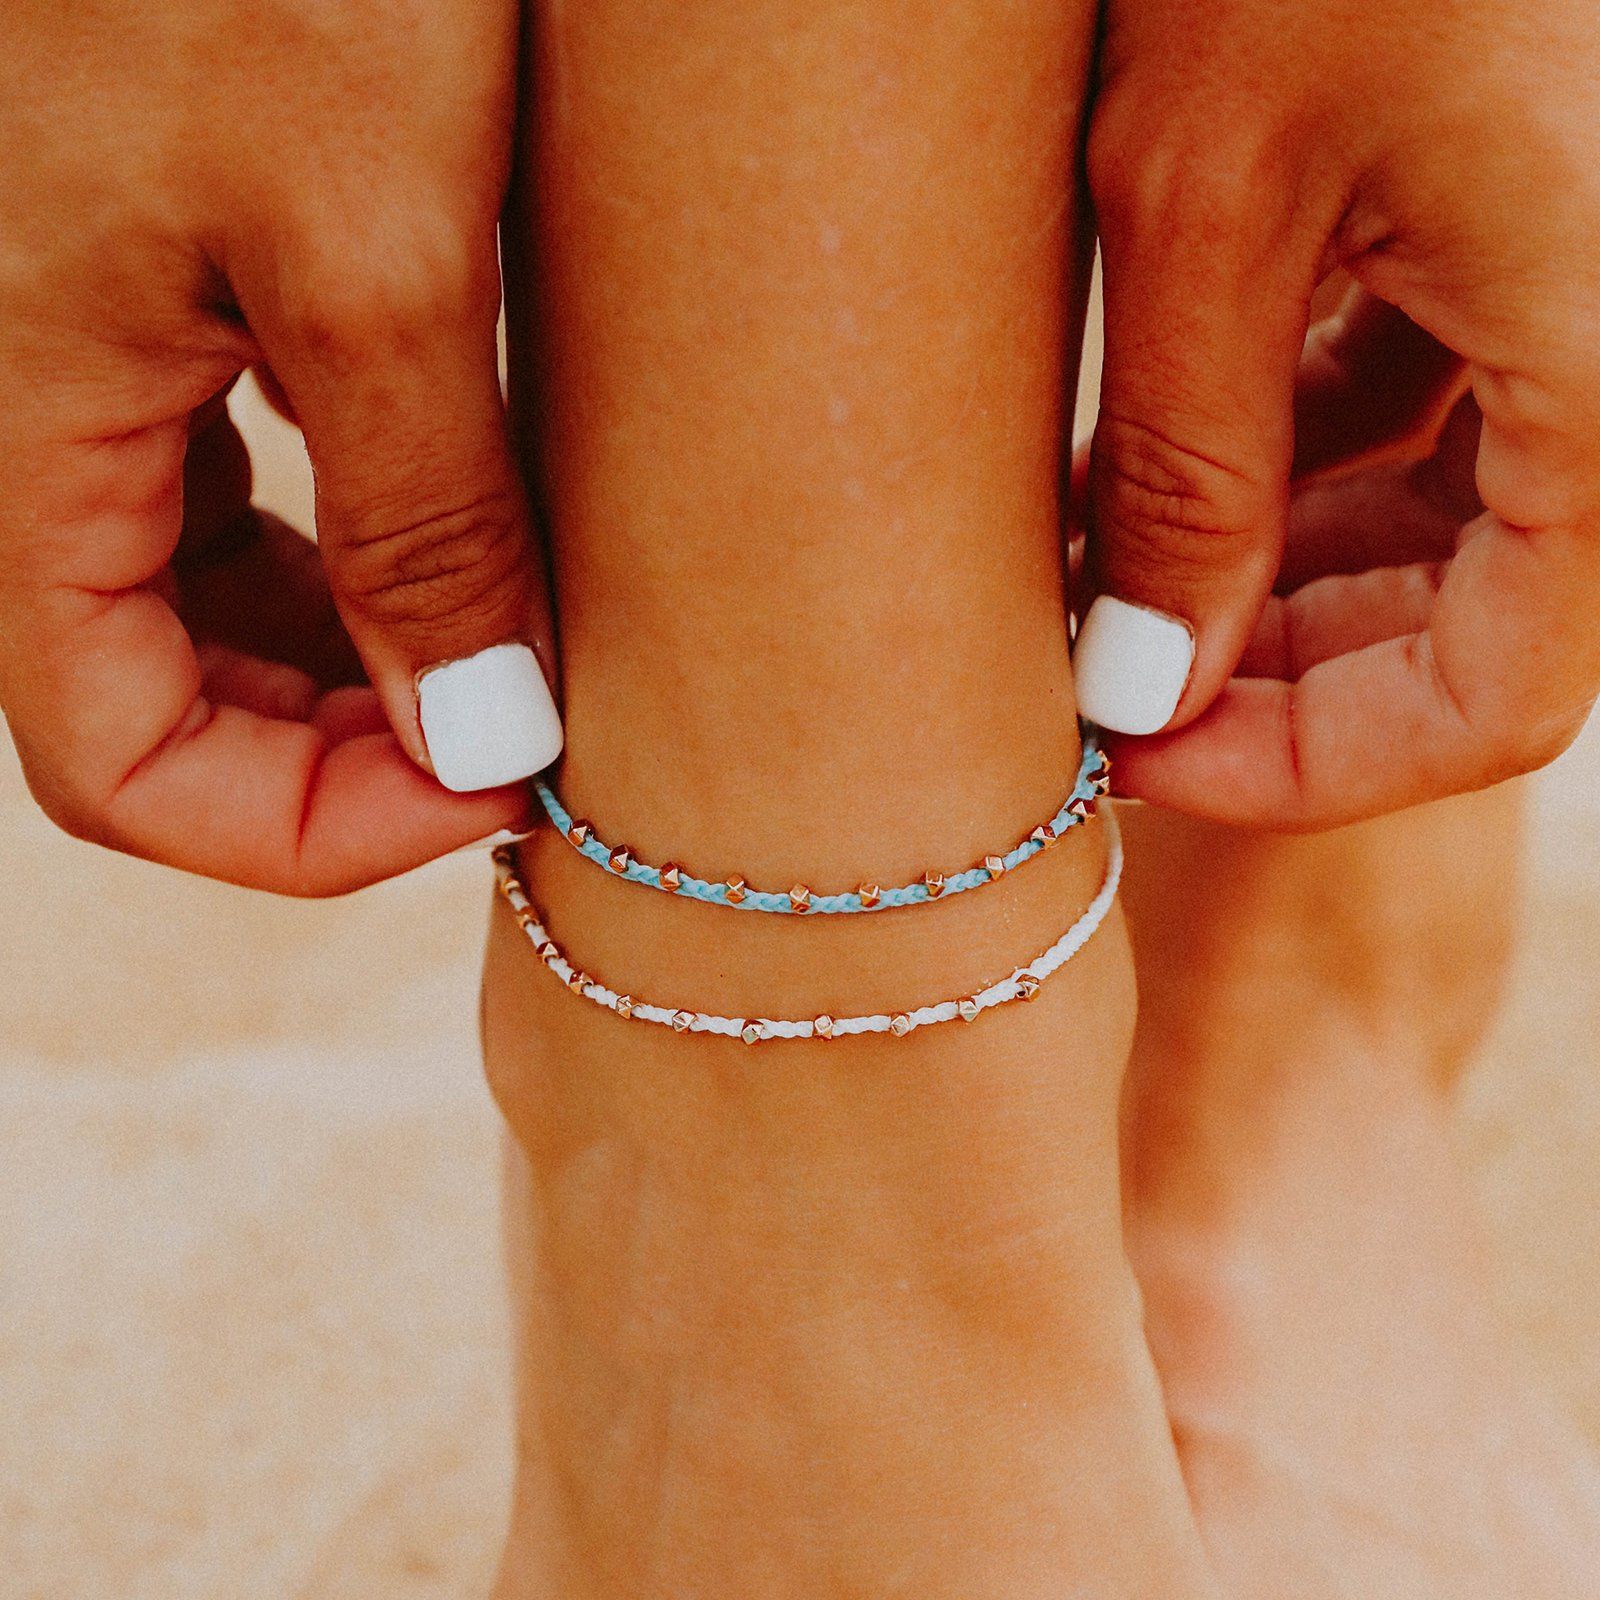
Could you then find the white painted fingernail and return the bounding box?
[416,643,563,792]
[1073,596,1195,735]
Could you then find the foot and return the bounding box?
[484,815,1221,1600]
[1120,794,1600,1600]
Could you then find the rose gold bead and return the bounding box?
[566,969,590,993]
[1066,796,1092,820]
[616,995,635,1020]
[567,820,593,848]
[1089,751,1113,793]
[1014,973,1041,1002]
[659,863,683,893]
[724,877,747,905]
[983,855,1005,880]
[740,1021,765,1045]
[672,1010,694,1033]
[535,939,557,962]
[514,907,536,929]
[858,882,881,909]
[958,996,980,1023]
[889,1013,913,1037]
[608,845,633,874]
[788,884,812,913]
[813,1015,836,1040]
[1030,824,1058,850]
[923,871,946,899]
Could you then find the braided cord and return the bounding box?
[534,734,1109,913]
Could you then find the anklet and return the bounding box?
[492,807,1121,1043]
[533,738,1111,914]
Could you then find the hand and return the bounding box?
[0,0,561,894]
[1072,0,1600,826]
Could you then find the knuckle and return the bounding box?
[1085,85,1162,219]
[277,232,498,362]
[47,797,110,848]
[334,490,530,646]
[1090,409,1266,567]
[17,763,114,849]
[1415,640,1585,793]
[1088,89,1288,242]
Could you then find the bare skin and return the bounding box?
[1085,0,1600,826]
[1122,785,1600,1597]
[1117,427,1600,1597]
[478,1,1219,1596]
[0,0,556,891]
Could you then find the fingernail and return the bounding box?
[1073,596,1195,735]
[416,643,564,792]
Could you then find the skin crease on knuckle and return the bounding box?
[332,496,531,645]
[1091,410,1262,538]
[1087,410,1277,607]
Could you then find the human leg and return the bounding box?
[482,3,1217,1594]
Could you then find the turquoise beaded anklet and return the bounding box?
[534,736,1110,914]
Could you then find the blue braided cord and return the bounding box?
[533,733,1107,914]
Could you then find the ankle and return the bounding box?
[1123,1013,1460,1250]
[513,1217,1170,1596]
[1119,805,1522,1090]
[482,879,1216,1599]
[502,1204,1212,1599]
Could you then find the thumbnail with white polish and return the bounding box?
[417,643,564,793]
[1073,596,1195,736]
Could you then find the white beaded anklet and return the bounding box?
[492,807,1122,1043]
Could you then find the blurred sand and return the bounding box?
[2,378,1599,1599]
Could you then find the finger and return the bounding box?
[1208,388,1472,677]
[1235,562,1446,679]
[0,417,530,893]
[1276,393,1483,592]
[1109,512,1600,828]
[1293,289,1465,480]
[1074,293,1467,620]
[194,641,320,720]
[251,363,300,428]
[1075,115,1324,736]
[236,233,563,793]
[311,687,392,744]
[173,400,366,686]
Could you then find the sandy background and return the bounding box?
[4,365,1600,1598]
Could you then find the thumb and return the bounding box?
[241,237,563,793]
[1077,145,1317,735]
